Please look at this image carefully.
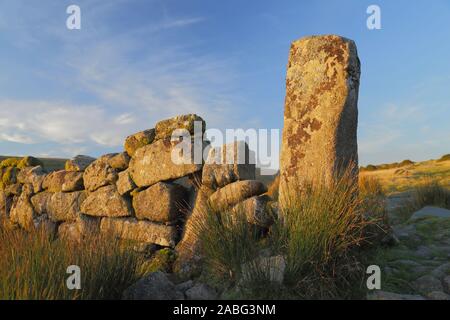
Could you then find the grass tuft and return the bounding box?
[0,226,146,300]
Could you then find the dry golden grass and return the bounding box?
[360,159,450,194]
[0,226,146,300]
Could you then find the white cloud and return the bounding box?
[0,100,136,148]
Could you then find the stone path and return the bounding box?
[368,198,450,300]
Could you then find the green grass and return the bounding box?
[194,165,383,299]
[0,226,146,300]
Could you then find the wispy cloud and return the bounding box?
[0,1,243,157]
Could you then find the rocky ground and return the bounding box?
[368,194,450,300]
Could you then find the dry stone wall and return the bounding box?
[0,114,271,260]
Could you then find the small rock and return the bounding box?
[175,280,195,293]
[392,224,416,240]
[108,152,130,171]
[426,291,450,300]
[367,291,425,300]
[124,129,155,157]
[65,155,96,172]
[116,169,136,196]
[431,263,450,279]
[413,275,443,295]
[185,283,217,300]
[443,275,450,294]
[409,206,450,221]
[202,141,255,189]
[42,170,84,192]
[122,271,184,300]
[414,246,433,258]
[83,154,118,192]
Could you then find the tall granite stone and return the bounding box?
[279,35,360,206]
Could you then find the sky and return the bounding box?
[0,0,449,167]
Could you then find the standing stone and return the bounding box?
[132,182,186,223]
[279,35,360,206]
[129,138,203,188]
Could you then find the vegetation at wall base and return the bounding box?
[195,166,385,299]
[0,226,147,300]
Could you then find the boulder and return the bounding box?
[413,275,444,295]
[42,170,84,192]
[9,185,36,231]
[65,155,96,172]
[426,291,450,300]
[124,129,155,157]
[122,272,184,300]
[202,141,255,189]
[108,152,130,171]
[129,138,203,188]
[83,154,118,192]
[100,217,178,247]
[231,195,273,228]
[209,180,267,210]
[367,291,425,300]
[409,206,450,221]
[4,183,22,196]
[279,35,360,206]
[132,182,186,223]
[155,114,205,140]
[443,276,450,294]
[58,214,100,242]
[0,166,18,189]
[81,185,132,218]
[17,156,43,169]
[17,165,45,193]
[62,172,84,192]
[31,191,87,222]
[185,283,217,300]
[116,169,136,196]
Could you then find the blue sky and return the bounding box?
[0,0,449,166]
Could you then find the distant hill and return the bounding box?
[0,156,67,172]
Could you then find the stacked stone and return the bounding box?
[97,114,205,248]
[174,140,272,275]
[1,113,273,259]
